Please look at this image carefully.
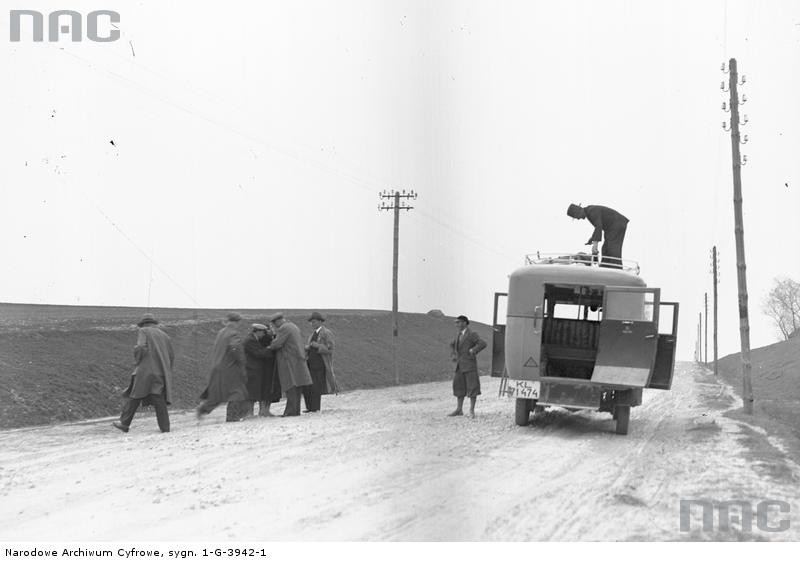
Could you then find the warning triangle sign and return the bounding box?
[524,356,538,367]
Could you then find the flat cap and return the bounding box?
[226,312,242,322]
[268,312,285,323]
[251,323,268,331]
[308,311,326,322]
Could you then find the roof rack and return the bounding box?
[524,252,640,275]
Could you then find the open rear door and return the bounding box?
[648,301,679,389]
[591,287,659,387]
[491,292,507,377]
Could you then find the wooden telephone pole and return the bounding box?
[379,189,417,385]
[697,313,702,363]
[711,246,719,379]
[723,58,753,414]
[704,292,708,364]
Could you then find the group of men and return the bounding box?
[112,311,338,433]
[111,310,490,432]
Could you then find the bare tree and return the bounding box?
[762,277,800,340]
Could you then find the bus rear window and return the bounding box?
[605,291,655,321]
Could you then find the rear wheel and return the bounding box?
[615,405,630,435]
[515,398,533,426]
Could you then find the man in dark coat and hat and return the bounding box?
[303,311,339,413]
[243,323,281,417]
[197,312,250,422]
[113,313,175,433]
[267,312,313,416]
[566,203,629,269]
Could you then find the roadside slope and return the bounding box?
[717,336,800,466]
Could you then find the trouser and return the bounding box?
[283,386,302,416]
[225,401,249,421]
[302,382,322,412]
[243,401,255,417]
[601,223,627,269]
[120,393,169,432]
[197,398,249,421]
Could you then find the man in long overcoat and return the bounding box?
[197,312,250,422]
[267,312,312,416]
[113,313,174,433]
[303,311,339,412]
[448,315,487,419]
[243,323,281,417]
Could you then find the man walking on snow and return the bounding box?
[448,315,486,419]
[113,313,175,433]
[197,312,250,422]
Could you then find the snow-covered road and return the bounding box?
[1,362,797,541]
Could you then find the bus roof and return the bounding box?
[509,262,646,288]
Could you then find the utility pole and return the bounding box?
[697,312,702,364]
[704,292,708,364]
[722,58,753,414]
[378,189,417,385]
[711,246,719,379]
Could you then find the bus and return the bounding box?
[492,253,679,435]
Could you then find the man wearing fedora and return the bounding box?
[303,312,339,413]
[449,315,486,419]
[267,313,313,416]
[113,313,175,433]
[243,323,281,417]
[197,312,250,422]
[566,203,629,269]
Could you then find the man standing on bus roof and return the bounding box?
[566,203,629,269]
[448,315,487,419]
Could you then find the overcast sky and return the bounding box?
[1,0,799,360]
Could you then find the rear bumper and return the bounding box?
[536,377,643,409]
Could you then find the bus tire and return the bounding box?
[515,398,532,426]
[615,405,630,435]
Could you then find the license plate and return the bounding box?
[499,378,541,399]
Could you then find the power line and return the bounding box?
[53,46,523,264]
[90,202,201,307]
[24,43,523,301]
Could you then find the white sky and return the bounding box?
[1,0,799,360]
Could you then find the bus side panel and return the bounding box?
[505,316,542,381]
